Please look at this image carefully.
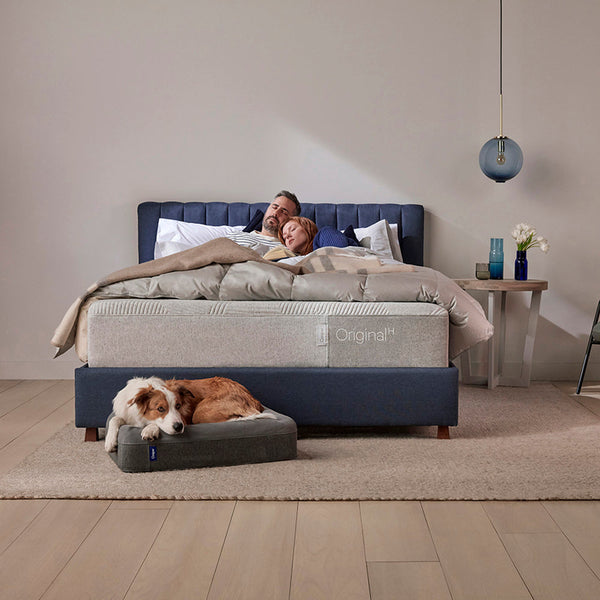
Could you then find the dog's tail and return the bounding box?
[231,411,277,422]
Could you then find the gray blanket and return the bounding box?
[52,239,493,361]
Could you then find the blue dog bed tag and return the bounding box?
[149,446,158,461]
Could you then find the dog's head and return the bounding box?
[164,381,196,425]
[127,380,187,435]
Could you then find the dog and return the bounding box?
[104,376,272,452]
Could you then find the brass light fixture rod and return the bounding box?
[498,0,504,138]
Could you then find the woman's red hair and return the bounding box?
[278,216,318,255]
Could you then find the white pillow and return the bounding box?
[353,219,403,261]
[388,223,404,262]
[154,219,244,259]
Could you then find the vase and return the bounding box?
[514,250,528,280]
[489,238,504,279]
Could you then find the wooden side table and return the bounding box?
[454,279,548,389]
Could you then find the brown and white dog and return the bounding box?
[104,376,271,452]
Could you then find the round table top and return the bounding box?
[453,278,548,292]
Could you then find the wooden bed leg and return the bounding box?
[437,426,450,440]
[84,427,99,442]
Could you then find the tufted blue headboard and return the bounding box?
[138,201,424,266]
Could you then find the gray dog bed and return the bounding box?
[106,409,297,472]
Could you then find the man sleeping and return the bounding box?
[225,190,300,256]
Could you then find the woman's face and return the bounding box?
[282,221,308,253]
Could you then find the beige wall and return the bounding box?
[1,0,598,380]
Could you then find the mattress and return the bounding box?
[87,299,449,368]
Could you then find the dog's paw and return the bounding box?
[104,416,124,453]
[141,424,160,441]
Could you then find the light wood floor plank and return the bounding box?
[291,501,370,600]
[0,380,21,394]
[368,562,452,600]
[361,500,438,562]
[41,506,169,600]
[423,501,532,600]
[502,532,600,600]
[575,395,600,417]
[543,501,600,579]
[126,501,235,600]
[0,380,74,449]
[483,501,561,533]
[207,500,297,600]
[0,499,49,555]
[0,399,73,475]
[0,499,110,600]
[556,381,600,417]
[0,380,59,418]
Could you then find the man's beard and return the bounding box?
[263,216,279,235]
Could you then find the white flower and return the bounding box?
[512,223,549,253]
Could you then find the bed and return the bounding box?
[59,201,493,441]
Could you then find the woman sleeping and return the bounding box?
[263,216,318,260]
[263,217,360,261]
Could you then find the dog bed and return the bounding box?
[106,409,297,472]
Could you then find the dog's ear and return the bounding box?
[166,381,195,400]
[176,385,195,400]
[127,387,153,412]
[165,380,192,399]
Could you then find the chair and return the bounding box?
[576,300,600,394]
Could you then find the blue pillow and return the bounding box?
[313,226,359,250]
[243,209,264,232]
[343,225,360,245]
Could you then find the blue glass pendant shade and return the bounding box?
[479,136,523,182]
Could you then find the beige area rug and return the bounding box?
[1,383,599,500]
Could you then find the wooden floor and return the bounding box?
[1,380,600,600]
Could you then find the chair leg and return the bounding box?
[576,341,594,394]
[576,300,600,395]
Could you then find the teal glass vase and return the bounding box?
[489,238,504,279]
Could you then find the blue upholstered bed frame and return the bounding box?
[76,201,458,441]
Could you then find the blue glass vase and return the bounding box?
[514,250,528,280]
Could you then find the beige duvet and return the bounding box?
[52,238,493,362]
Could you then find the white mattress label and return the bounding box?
[316,323,329,346]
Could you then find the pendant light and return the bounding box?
[479,0,523,182]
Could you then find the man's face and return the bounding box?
[262,196,297,235]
